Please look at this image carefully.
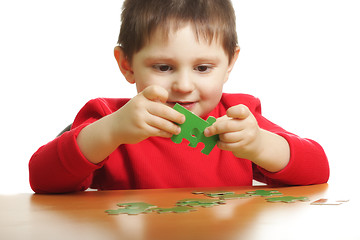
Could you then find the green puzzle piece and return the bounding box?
[171,103,219,155]
[266,196,309,203]
[246,190,283,197]
[177,198,226,208]
[192,190,251,200]
[105,202,157,215]
[151,206,197,214]
[192,190,236,198]
[219,193,252,200]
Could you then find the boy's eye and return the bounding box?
[153,64,173,72]
[194,65,213,73]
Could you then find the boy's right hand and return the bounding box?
[77,85,185,164]
[111,85,185,145]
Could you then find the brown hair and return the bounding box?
[118,0,238,63]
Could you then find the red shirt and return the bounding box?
[29,93,329,193]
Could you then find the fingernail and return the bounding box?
[180,115,186,124]
[176,126,182,134]
[204,128,210,137]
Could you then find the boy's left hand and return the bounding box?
[204,104,262,160]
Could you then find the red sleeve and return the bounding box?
[251,99,330,186]
[29,124,103,193]
[28,98,125,193]
[221,93,329,186]
[252,133,330,186]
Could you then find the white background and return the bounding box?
[0,0,359,194]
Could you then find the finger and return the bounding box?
[148,102,185,124]
[146,114,181,135]
[142,85,169,103]
[205,118,244,137]
[226,105,250,119]
[150,127,174,138]
[218,131,243,143]
[141,123,174,139]
[217,136,255,151]
[204,115,228,137]
[217,141,243,152]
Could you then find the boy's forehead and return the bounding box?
[147,22,223,49]
[135,24,228,63]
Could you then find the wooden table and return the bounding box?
[1,184,358,240]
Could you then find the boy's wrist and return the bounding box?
[233,129,290,173]
[106,110,128,146]
[76,113,124,164]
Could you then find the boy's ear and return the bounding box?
[228,46,240,73]
[114,46,135,84]
[224,46,240,83]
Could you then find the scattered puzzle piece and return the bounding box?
[177,198,226,208]
[105,202,157,215]
[246,190,283,197]
[171,103,219,155]
[105,190,312,216]
[266,196,309,203]
[192,190,251,200]
[151,206,197,214]
[192,190,209,195]
[310,198,349,205]
[219,193,252,200]
[192,190,235,198]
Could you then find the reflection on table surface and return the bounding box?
[0,184,358,240]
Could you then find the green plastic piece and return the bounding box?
[177,198,226,208]
[105,202,157,215]
[192,190,235,198]
[219,193,252,200]
[151,206,197,214]
[171,103,218,155]
[246,190,283,197]
[266,196,309,203]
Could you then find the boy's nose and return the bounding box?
[171,71,195,93]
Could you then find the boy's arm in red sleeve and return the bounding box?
[253,133,330,186]
[29,124,104,193]
[250,97,330,186]
[29,99,114,193]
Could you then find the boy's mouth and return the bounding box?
[167,101,197,110]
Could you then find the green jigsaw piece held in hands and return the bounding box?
[171,103,219,155]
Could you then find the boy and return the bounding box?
[29,0,329,193]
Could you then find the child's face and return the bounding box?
[122,24,238,117]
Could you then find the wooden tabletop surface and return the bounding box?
[0,184,358,240]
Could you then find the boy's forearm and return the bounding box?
[238,129,290,173]
[77,114,120,164]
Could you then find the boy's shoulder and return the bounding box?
[82,97,130,113]
[73,98,130,126]
[221,93,261,112]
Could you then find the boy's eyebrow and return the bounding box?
[143,55,222,64]
[143,56,175,63]
[193,56,222,64]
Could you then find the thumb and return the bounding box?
[226,104,250,119]
[141,85,169,103]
